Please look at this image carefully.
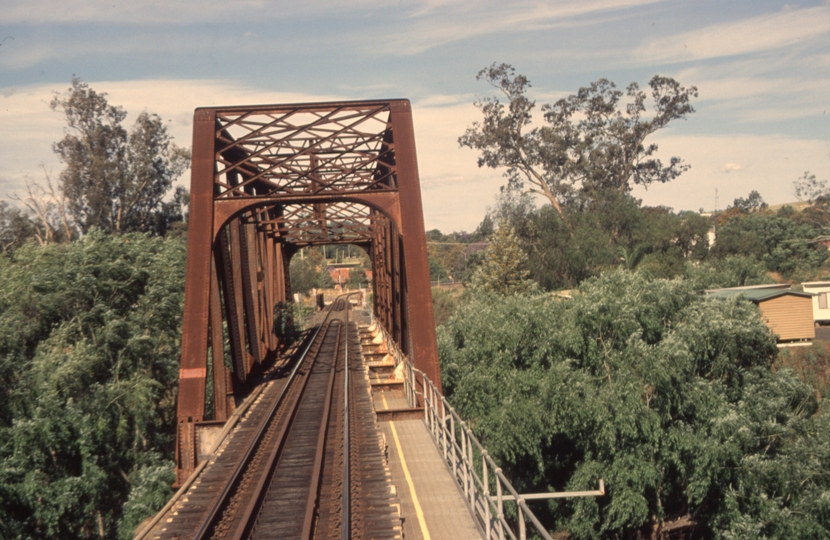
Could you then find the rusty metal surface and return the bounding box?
[175,98,439,483]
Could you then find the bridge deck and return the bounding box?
[373,388,483,540]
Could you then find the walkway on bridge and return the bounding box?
[373,389,483,540]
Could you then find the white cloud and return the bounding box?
[0,79,342,205]
[358,0,663,55]
[668,58,830,124]
[2,0,661,26]
[632,134,830,212]
[0,79,503,231]
[633,5,830,64]
[3,0,281,24]
[3,78,828,232]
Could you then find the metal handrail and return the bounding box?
[368,311,604,540]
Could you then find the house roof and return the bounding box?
[802,281,830,290]
[703,283,790,294]
[706,288,813,302]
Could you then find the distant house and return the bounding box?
[327,266,352,287]
[706,284,815,343]
[801,281,830,324]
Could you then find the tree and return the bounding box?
[469,224,536,295]
[346,263,369,288]
[712,213,828,275]
[794,171,828,204]
[459,63,697,219]
[0,201,37,252]
[731,190,768,213]
[8,166,75,246]
[50,77,190,234]
[289,256,318,296]
[439,270,830,539]
[428,255,448,282]
[793,171,830,232]
[0,232,186,539]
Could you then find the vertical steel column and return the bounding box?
[218,223,249,381]
[209,256,233,420]
[389,100,441,389]
[263,233,277,350]
[174,108,216,485]
[239,221,263,365]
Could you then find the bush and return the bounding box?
[0,231,185,539]
[439,270,830,538]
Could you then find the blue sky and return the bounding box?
[1,0,828,231]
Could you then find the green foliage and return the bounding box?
[289,247,334,294]
[346,264,369,288]
[484,188,712,289]
[712,213,827,275]
[0,201,38,253]
[731,190,768,213]
[684,256,774,290]
[439,271,830,538]
[0,231,185,538]
[428,255,449,282]
[469,225,537,295]
[51,77,190,235]
[431,287,462,327]
[776,342,830,399]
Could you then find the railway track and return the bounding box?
[148,298,400,539]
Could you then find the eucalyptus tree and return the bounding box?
[50,77,190,234]
[459,63,697,220]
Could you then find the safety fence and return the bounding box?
[371,312,604,540]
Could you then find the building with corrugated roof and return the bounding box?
[706,284,814,344]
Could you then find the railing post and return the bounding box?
[461,423,469,500]
[442,397,449,461]
[518,501,526,540]
[427,382,434,436]
[450,412,457,476]
[411,364,416,407]
[481,450,493,540]
[483,451,491,539]
[468,432,475,506]
[496,469,505,540]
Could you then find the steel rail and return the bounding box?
[132,382,268,540]
[341,301,351,540]
[299,317,344,538]
[192,300,340,540]
[235,320,343,539]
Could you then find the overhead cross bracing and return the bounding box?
[175,99,439,485]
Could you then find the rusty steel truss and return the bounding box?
[175,99,439,484]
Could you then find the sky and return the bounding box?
[1,0,828,232]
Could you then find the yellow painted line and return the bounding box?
[381,393,431,538]
[388,419,432,540]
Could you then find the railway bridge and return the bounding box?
[135,100,602,540]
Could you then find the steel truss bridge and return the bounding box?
[139,100,600,540]
[175,99,438,482]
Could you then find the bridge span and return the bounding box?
[136,100,600,540]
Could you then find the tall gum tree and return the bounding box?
[459,63,698,221]
[51,77,190,234]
